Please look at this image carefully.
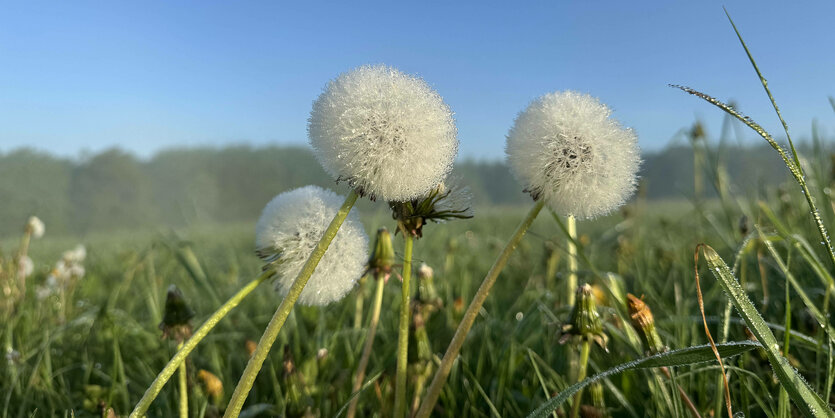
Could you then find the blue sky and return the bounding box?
[1,1,834,160]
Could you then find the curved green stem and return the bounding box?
[415,200,544,418]
[130,270,273,418]
[347,277,387,418]
[177,341,188,418]
[394,234,414,418]
[223,190,359,418]
[570,340,591,418]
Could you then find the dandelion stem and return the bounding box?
[394,234,414,418]
[566,215,578,306]
[347,277,386,418]
[177,341,188,418]
[570,339,591,418]
[223,190,359,418]
[129,270,273,418]
[415,200,545,418]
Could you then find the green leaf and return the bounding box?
[700,245,833,418]
[527,341,760,418]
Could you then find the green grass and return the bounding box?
[3,174,835,417]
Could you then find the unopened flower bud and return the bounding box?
[561,284,608,350]
[367,227,396,281]
[159,285,195,342]
[627,293,665,354]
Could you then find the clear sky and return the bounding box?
[1,1,834,160]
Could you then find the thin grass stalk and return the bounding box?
[416,200,545,418]
[672,42,835,273]
[394,234,414,418]
[566,215,578,306]
[347,277,386,418]
[224,190,359,418]
[570,340,591,418]
[130,269,274,418]
[177,341,188,418]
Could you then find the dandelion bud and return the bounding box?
[506,91,641,219]
[308,65,458,202]
[197,369,224,401]
[25,216,45,239]
[159,285,195,342]
[255,186,368,306]
[367,227,396,281]
[626,293,665,354]
[561,284,608,350]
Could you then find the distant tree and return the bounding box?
[69,148,152,233]
[0,149,73,236]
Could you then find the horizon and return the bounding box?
[2,1,835,159]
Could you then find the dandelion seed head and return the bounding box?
[27,216,45,239]
[308,65,458,202]
[255,186,368,306]
[17,255,34,279]
[506,91,641,219]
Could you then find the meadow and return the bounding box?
[3,167,835,417]
[4,15,835,418]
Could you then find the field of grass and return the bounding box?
[3,170,835,418]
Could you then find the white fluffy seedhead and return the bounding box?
[27,216,45,239]
[255,186,368,306]
[308,65,458,202]
[506,91,641,219]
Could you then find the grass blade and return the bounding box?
[527,341,760,418]
[697,244,832,417]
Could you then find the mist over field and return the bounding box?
[0,140,817,236]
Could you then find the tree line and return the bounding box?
[0,142,809,236]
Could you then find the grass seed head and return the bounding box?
[255,185,369,306]
[506,91,641,219]
[308,64,458,202]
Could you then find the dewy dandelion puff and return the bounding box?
[229,64,456,416]
[255,186,368,306]
[506,91,640,220]
[308,64,458,202]
[417,91,639,418]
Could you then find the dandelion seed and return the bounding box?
[255,186,368,306]
[506,91,641,219]
[308,65,458,202]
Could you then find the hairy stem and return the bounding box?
[130,270,273,418]
[415,200,544,418]
[177,341,187,418]
[566,215,578,306]
[394,234,414,418]
[570,340,591,418]
[223,190,359,418]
